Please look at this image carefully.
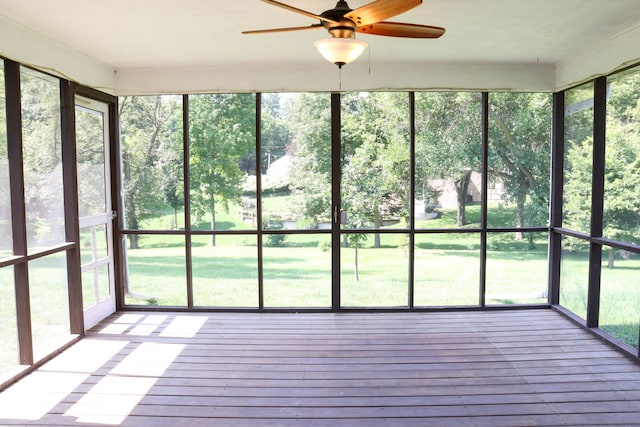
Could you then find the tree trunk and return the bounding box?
[128,234,139,250]
[608,247,615,269]
[514,180,527,240]
[354,239,359,282]
[210,197,217,247]
[454,171,472,226]
[122,151,139,249]
[374,209,382,249]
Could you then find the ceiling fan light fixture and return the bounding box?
[313,37,368,68]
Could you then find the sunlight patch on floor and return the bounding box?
[0,372,88,420]
[159,315,208,338]
[65,342,184,425]
[127,314,168,336]
[0,339,128,420]
[110,342,184,377]
[64,376,157,425]
[41,339,130,373]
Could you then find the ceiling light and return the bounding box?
[313,38,368,68]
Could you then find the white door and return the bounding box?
[75,96,116,329]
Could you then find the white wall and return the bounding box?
[0,14,115,93]
[113,61,556,95]
[556,24,640,90]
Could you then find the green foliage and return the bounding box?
[286,93,333,223]
[317,240,331,252]
[119,95,183,240]
[262,214,287,247]
[563,70,640,266]
[19,69,66,248]
[415,92,482,226]
[563,82,595,235]
[189,94,255,239]
[562,137,592,233]
[341,93,411,232]
[488,93,552,230]
[259,93,291,174]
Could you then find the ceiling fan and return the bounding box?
[243,0,445,67]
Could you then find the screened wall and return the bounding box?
[117,92,552,311]
[554,67,640,353]
[0,58,118,384]
[2,55,640,387]
[1,61,84,381]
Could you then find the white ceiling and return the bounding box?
[1,0,640,93]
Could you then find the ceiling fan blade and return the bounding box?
[243,24,324,35]
[357,21,445,38]
[259,0,339,24]
[345,0,421,27]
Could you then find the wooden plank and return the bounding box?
[2,309,640,427]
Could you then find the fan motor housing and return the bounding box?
[325,19,357,38]
[321,1,357,38]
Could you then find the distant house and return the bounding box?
[266,154,293,178]
[428,172,505,209]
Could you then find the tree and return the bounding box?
[75,107,109,218]
[287,93,333,225]
[258,93,290,174]
[287,92,410,249]
[488,93,552,238]
[562,82,595,238]
[564,72,640,267]
[119,95,182,248]
[158,136,183,229]
[341,139,386,278]
[601,128,640,266]
[20,69,65,247]
[189,93,255,246]
[415,92,482,226]
[602,72,640,267]
[562,137,592,236]
[341,92,410,248]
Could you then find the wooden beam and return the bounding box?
[479,92,489,307]
[4,59,33,365]
[60,79,84,335]
[548,91,565,305]
[331,92,341,310]
[586,76,607,328]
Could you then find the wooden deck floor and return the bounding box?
[1,309,640,426]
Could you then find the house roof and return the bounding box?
[1,0,640,94]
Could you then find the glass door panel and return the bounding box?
[21,69,65,253]
[340,92,410,307]
[340,233,409,307]
[263,234,332,308]
[76,96,115,329]
[261,93,332,307]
